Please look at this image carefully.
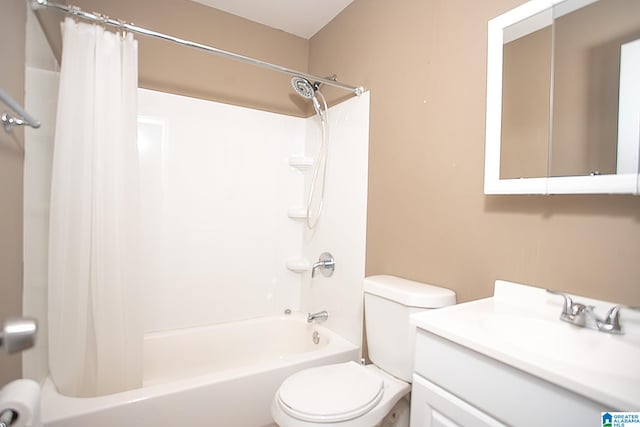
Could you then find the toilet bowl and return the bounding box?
[271,275,456,427]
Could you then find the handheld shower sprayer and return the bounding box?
[291,77,323,117]
[311,96,322,117]
[290,76,330,229]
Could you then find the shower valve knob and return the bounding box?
[311,252,335,278]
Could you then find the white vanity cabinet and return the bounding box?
[410,330,603,427]
[408,280,640,427]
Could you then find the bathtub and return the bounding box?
[40,313,359,427]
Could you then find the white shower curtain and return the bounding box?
[48,18,142,397]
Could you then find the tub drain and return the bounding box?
[312,331,320,345]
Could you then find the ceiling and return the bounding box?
[190,0,355,39]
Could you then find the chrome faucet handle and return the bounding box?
[311,252,335,278]
[596,305,627,334]
[546,289,574,317]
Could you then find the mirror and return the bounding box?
[485,0,640,195]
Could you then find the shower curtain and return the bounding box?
[48,18,142,397]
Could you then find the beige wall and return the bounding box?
[0,0,26,385]
[36,0,311,117]
[19,0,640,326]
[310,0,640,305]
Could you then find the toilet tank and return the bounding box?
[364,275,456,382]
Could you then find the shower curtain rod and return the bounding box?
[31,0,365,96]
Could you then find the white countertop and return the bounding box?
[411,280,640,410]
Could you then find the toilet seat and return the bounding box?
[276,362,384,423]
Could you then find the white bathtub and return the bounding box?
[40,313,359,427]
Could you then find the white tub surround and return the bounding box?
[25,86,369,384]
[136,89,369,342]
[41,313,358,427]
[137,88,306,331]
[301,92,370,347]
[411,280,640,426]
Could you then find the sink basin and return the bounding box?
[411,280,640,410]
[478,314,640,379]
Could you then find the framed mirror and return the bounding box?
[484,0,640,195]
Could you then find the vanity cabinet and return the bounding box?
[410,330,605,427]
[411,374,504,427]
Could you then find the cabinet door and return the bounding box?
[410,375,506,427]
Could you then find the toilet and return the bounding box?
[271,275,456,427]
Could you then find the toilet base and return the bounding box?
[379,396,410,427]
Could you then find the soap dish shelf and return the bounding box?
[288,156,314,171]
[287,208,307,220]
[286,259,310,273]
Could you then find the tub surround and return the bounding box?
[412,280,640,411]
[23,85,369,385]
[136,88,305,332]
[300,91,370,347]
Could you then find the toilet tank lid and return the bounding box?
[364,275,456,308]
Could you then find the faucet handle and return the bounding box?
[596,305,623,334]
[605,305,621,323]
[311,252,335,278]
[546,289,574,316]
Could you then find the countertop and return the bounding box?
[411,280,640,410]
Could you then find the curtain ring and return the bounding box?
[92,12,109,28]
[68,4,80,23]
[117,20,127,39]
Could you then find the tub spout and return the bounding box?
[307,311,329,323]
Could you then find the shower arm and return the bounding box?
[30,0,366,96]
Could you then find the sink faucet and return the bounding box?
[307,310,329,323]
[546,290,636,335]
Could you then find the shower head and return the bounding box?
[291,76,317,99]
[291,76,323,117]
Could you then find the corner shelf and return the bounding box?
[287,208,307,220]
[288,156,314,171]
[286,259,310,273]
